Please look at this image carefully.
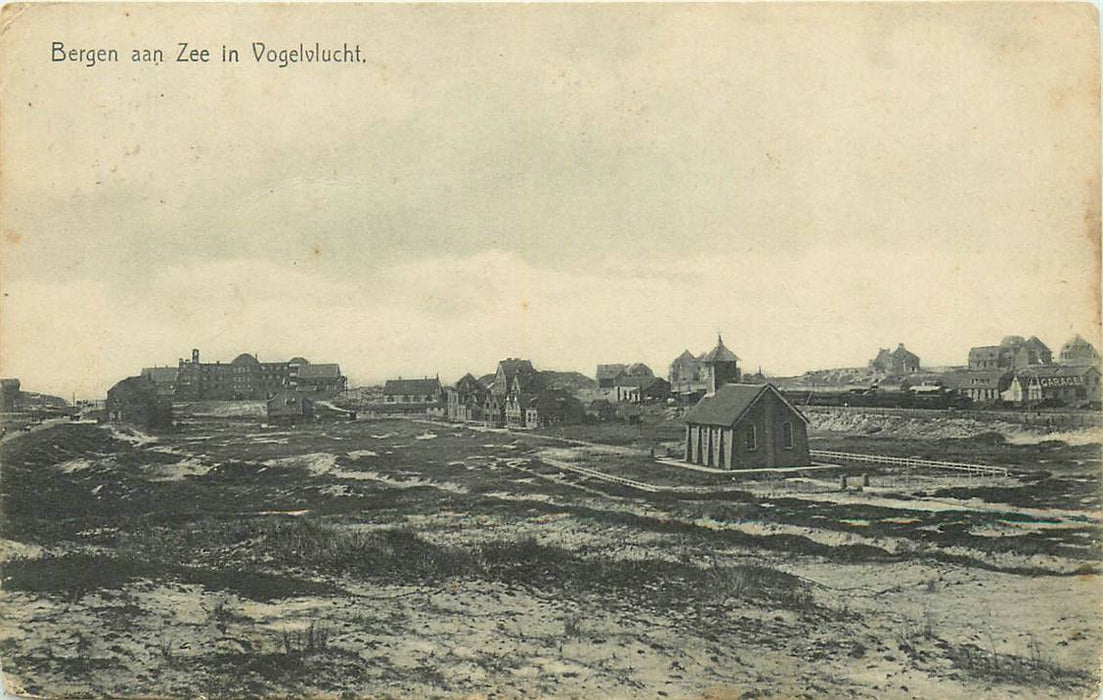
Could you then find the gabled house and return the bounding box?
[614,375,671,404]
[1058,335,1100,367]
[596,364,628,389]
[381,377,444,415]
[504,391,536,428]
[683,383,810,470]
[968,346,1004,370]
[294,363,347,395]
[953,369,1012,404]
[669,349,704,393]
[483,392,506,428]
[492,358,537,397]
[968,335,1054,371]
[446,373,487,422]
[869,344,920,374]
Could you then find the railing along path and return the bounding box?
[810,450,1008,477]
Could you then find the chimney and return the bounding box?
[192,348,200,364]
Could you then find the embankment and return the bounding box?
[804,405,1102,442]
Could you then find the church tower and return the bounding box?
[701,334,741,395]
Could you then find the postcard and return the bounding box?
[1,3,1100,698]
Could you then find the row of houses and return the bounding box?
[967,334,1097,371]
[864,334,1095,380]
[365,335,813,471]
[372,358,649,429]
[947,364,1102,406]
[954,334,1100,406]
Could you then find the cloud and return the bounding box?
[4,241,1095,398]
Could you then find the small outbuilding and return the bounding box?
[106,376,174,431]
[683,383,810,470]
[266,390,314,425]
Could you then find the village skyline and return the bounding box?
[9,323,1102,402]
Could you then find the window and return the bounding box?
[782,421,793,449]
[744,424,757,451]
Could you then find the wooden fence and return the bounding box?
[810,449,1009,477]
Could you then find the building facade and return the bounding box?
[381,378,444,414]
[1003,365,1101,406]
[956,369,1012,403]
[968,335,1053,371]
[173,349,345,401]
[445,374,487,422]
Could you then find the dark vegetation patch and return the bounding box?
[943,642,1098,689]
[652,491,1102,562]
[470,496,1098,576]
[930,477,1102,511]
[2,553,336,601]
[108,516,816,612]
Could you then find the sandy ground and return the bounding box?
[1,416,1099,698]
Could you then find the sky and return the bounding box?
[1,3,1100,399]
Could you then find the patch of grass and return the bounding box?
[2,553,158,599]
[946,641,1097,689]
[2,553,337,602]
[227,519,817,611]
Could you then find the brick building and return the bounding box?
[173,349,346,401]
